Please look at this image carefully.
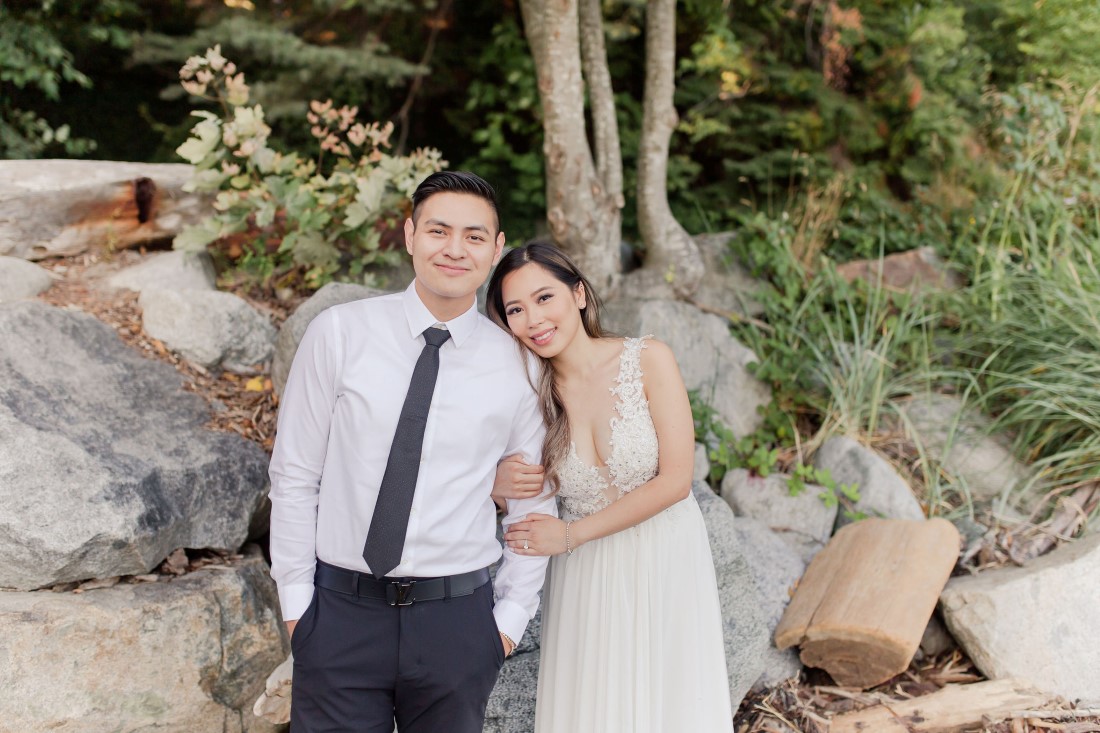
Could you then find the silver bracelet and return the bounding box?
[565,521,575,555]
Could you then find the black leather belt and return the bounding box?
[315,560,490,607]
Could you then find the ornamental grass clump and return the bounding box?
[174,45,446,290]
[946,82,1100,508]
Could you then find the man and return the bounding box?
[269,171,555,732]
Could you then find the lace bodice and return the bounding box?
[557,337,659,519]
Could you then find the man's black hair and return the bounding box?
[411,171,500,231]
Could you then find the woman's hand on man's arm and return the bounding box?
[491,454,545,508]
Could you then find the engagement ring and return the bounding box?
[524,539,529,550]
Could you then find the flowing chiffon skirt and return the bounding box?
[533,493,734,732]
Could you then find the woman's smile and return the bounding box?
[530,327,556,346]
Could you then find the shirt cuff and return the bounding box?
[493,597,531,645]
[278,582,316,622]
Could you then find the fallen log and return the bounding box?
[828,678,1057,732]
[774,517,960,688]
[0,160,210,260]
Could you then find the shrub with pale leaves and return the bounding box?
[174,45,446,290]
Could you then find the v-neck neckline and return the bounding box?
[566,339,632,483]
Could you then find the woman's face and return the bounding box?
[500,262,587,359]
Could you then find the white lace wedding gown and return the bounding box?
[534,337,734,733]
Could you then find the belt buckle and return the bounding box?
[387,580,416,607]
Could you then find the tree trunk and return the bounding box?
[632,0,703,298]
[578,0,624,214]
[518,0,622,297]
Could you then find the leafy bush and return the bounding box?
[174,46,445,291]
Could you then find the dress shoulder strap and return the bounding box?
[611,336,652,417]
[621,335,652,373]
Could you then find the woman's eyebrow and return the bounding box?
[504,286,554,307]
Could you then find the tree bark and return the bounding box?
[633,0,703,298]
[578,0,623,212]
[518,0,622,297]
[829,679,1054,733]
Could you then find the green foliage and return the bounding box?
[728,215,940,441]
[130,0,431,155]
[943,84,1100,495]
[453,15,545,243]
[668,0,1001,251]
[727,78,1100,521]
[969,0,1100,90]
[174,47,445,291]
[788,463,861,519]
[0,1,120,157]
[690,390,780,482]
[690,390,861,513]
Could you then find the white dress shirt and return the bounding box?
[269,282,556,643]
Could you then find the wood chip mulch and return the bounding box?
[45,547,255,594]
[36,250,283,453]
[733,651,1100,732]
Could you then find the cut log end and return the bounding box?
[775,518,962,689]
[799,635,914,689]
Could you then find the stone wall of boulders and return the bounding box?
[0,161,288,731]
[2,161,1097,732]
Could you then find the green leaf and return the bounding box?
[173,219,221,253]
[255,199,276,228]
[343,201,370,230]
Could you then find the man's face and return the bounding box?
[405,192,505,320]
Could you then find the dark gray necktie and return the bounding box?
[363,326,451,578]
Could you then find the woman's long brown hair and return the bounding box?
[486,241,606,490]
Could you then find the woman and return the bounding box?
[486,242,733,732]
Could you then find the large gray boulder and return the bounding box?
[692,481,771,706]
[689,232,764,318]
[602,299,771,438]
[729,516,806,687]
[940,532,1100,704]
[484,632,541,733]
[272,282,387,394]
[0,553,288,732]
[0,301,270,590]
[140,288,276,373]
[721,468,837,563]
[107,250,217,294]
[814,435,924,529]
[891,393,1032,506]
[0,256,54,302]
[0,160,209,260]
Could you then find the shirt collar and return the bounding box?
[401,281,479,348]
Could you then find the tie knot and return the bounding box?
[422,327,451,348]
